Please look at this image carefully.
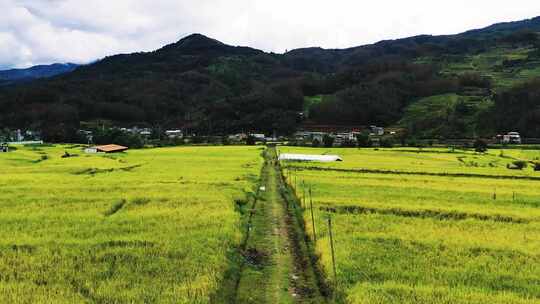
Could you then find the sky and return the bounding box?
[1,0,540,69]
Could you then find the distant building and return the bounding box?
[85,144,129,154]
[250,134,266,140]
[498,132,522,144]
[369,126,385,136]
[229,133,248,141]
[165,130,183,138]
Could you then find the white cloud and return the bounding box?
[1,0,540,68]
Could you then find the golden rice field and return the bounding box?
[0,145,262,303]
[280,147,540,304]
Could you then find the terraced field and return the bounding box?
[0,145,263,303]
[280,147,540,304]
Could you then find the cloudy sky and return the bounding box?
[1,0,540,69]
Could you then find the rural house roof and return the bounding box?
[94,144,129,153]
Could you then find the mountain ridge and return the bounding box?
[0,63,79,85]
[1,16,540,141]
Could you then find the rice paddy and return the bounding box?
[3,144,539,303]
[0,145,263,303]
[279,147,540,304]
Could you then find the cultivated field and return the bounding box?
[280,147,540,304]
[0,145,262,303]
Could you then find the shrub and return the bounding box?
[323,134,335,148]
[534,162,540,171]
[356,133,372,148]
[473,139,488,153]
[246,135,256,146]
[341,138,356,148]
[511,160,528,170]
[312,138,321,147]
[407,137,420,147]
[380,137,394,148]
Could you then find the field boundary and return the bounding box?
[319,204,529,224]
[210,153,265,303]
[288,166,540,181]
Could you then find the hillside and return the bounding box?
[1,18,540,141]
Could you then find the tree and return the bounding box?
[473,139,488,153]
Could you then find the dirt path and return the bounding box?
[233,148,327,304]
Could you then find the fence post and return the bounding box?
[328,216,337,288]
[302,180,306,209]
[309,186,316,242]
[294,168,298,195]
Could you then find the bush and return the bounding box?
[509,160,528,170]
[356,133,372,147]
[473,139,488,153]
[407,137,420,147]
[323,134,335,148]
[246,135,256,146]
[312,138,321,147]
[340,138,356,148]
[380,137,394,148]
[534,162,540,171]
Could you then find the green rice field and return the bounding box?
[280,147,540,304]
[0,145,263,303]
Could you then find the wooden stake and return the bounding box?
[309,186,316,242]
[328,216,337,286]
[302,180,306,209]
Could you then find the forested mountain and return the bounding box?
[1,17,540,141]
[0,63,78,86]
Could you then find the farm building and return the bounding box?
[85,144,129,154]
[278,153,343,162]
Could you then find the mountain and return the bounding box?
[0,63,79,85]
[1,17,540,142]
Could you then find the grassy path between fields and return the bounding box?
[227,148,328,304]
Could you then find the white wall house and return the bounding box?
[165,130,183,138]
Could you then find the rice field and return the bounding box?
[279,147,540,304]
[0,145,263,303]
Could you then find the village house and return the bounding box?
[165,130,183,138]
[250,133,266,141]
[228,133,248,141]
[85,144,129,154]
[497,132,522,144]
[369,126,385,136]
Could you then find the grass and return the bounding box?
[0,145,263,303]
[417,45,540,90]
[280,147,540,304]
[399,94,493,138]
